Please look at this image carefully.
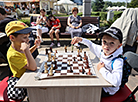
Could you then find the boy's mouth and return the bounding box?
[104,48,109,51]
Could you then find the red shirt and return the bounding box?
[50,19,60,29]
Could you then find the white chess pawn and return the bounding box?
[49,69,53,76]
[44,62,48,73]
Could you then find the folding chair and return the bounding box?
[101,51,138,102]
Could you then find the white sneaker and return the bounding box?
[57,42,61,47]
[74,43,80,47]
[50,42,55,47]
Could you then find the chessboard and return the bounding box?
[35,51,96,80]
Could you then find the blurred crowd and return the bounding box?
[0,2,40,19]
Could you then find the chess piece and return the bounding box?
[47,53,51,62]
[80,56,82,61]
[86,63,89,68]
[55,50,57,53]
[64,45,67,52]
[73,57,76,61]
[84,51,86,57]
[68,60,71,66]
[80,48,82,53]
[71,44,73,53]
[51,64,54,70]
[87,68,92,75]
[81,67,85,74]
[54,52,56,58]
[49,69,53,76]
[52,56,55,61]
[45,49,48,55]
[50,47,53,52]
[70,67,73,72]
[44,62,48,73]
[77,49,80,57]
[54,60,57,69]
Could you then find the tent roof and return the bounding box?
[54,0,74,5]
[0,0,39,2]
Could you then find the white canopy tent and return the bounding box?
[54,0,77,14]
[106,6,126,11]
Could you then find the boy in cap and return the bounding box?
[5,21,40,100]
[71,27,123,97]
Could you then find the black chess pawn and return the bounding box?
[70,67,73,72]
[50,47,53,52]
[54,61,57,69]
[80,56,82,61]
[82,67,85,74]
[73,57,76,61]
[45,49,48,55]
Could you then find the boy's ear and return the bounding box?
[118,43,122,49]
[9,35,15,41]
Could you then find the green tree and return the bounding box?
[128,0,138,8]
[92,0,105,11]
[112,2,125,7]
[103,1,112,12]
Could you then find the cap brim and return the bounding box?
[14,27,33,34]
[99,32,119,40]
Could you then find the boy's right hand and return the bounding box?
[20,42,29,52]
[71,37,82,44]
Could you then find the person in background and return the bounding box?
[0,7,17,63]
[67,7,82,47]
[36,9,50,43]
[48,14,61,47]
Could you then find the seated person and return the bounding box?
[71,27,123,97]
[48,14,61,47]
[0,7,17,63]
[36,9,50,43]
[5,21,40,100]
[67,7,82,47]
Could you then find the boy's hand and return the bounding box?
[20,42,29,51]
[35,39,41,47]
[71,37,82,44]
[97,62,105,71]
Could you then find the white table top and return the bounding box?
[16,50,112,88]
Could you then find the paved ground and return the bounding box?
[0,38,138,102]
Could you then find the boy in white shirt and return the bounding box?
[71,27,123,97]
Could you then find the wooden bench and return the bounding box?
[30,16,100,38]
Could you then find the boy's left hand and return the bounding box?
[97,62,105,71]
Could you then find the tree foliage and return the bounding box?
[128,0,138,8]
[92,0,104,11]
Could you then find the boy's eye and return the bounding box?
[103,40,106,44]
[110,42,114,45]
